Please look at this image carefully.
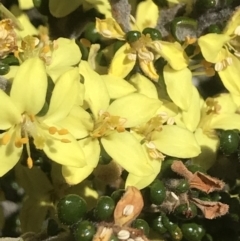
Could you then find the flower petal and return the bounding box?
[223,7,240,35]
[56,106,94,139]
[108,43,136,78]
[0,129,22,176]
[157,41,188,70]
[198,34,230,63]
[129,73,158,99]
[47,38,81,82]
[182,86,201,132]
[43,132,85,168]
[107,93,162,127]
[192,128,219,170]
[139,58,159,81]
[44,68,80,124]
[134,0,158,30]
[0,90,21,129]
[10,57,47,114]
[151,125,201,158]
[209,113,240,130]
[101,74,136,99]
[95,18,125,40]
[164,65,193,111]
[101,131,154,176]
[125,159,161,190]
[79,61,110,119]
[49,0,83,17]
[62,138,100,184]
[218,54,240,96]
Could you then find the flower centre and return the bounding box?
[205,98,221,114]
[91,111,126,138]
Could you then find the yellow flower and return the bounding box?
[0,58,85,177]
[96,18,188,81]
[198,8,240,95]
[61,61,162,185]
[177,85,240,170]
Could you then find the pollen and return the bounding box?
[49,126,58,134]
[27,157,33,169]
[1,132,10,145]
[58,128,69,135]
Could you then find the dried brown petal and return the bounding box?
[93,225,113,241]
[189,172,225,193]
[171,161,225,193]
[0,19,17,58]
[171,161,193,179]
[191,198,229,219]
[114,186,143,227]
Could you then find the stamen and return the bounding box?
[58,128,69,135]
[20,137,28,144]
[214,62,224,72]
[15,139,22,148]
[102,29,113,38]
[27,157,33,169]
[117,230,130,240]
[1,132,10,145]
[123,205,134,216]
[49,126,58,134]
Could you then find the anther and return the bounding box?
[1,132,10,145]
[58,128,69,135]
[123,205,134,216]
[27,157,33,169]
[117,230,130,240]
[49,126,57,134]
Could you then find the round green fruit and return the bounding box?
[73,220,95,241]
[57,194,87,225]
[220,130,240,155]
[132,219,150,236]
[151,215,167,234]
[142,27,162,40]
[95,196,115,221]
[125,31,141,43]
[0,62,10,75]
[181,223,206,241]
[175,179,190,194]
[174,203,198,220]
[150,179,166,205]
[111,189,125,203]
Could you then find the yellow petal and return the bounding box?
[139,58,159,81]
[209,113,240,130]
[101,74,136,99]
[3,66,19,81]
[182,86,200,132]
[107,93,162,127]
[18,0,34,9]
[213,93,237,114]
[156,100,179,117]
[49,0,83,17]
[192,128,219,170]
[157,41,188,70]
[101,131,154,176]
[198,34,230,63]
[47,38,81,82]
[0,90,21,129]
[79,61,110,119]
[43,132,86,168]
[129,73,158,99]
[218,54,240,95]
[135,0,158,30]
[56,106,94,139]
[108,43,136,78]
[125,153,161,190]
[95,18,125,40]
[151,125,201,158]
[164,65,193,111]
[62,138,100,184]
[0,129,22,176]
[223,7,240,35]
[85,0,111,17]
[44,68,80,123]
[10,57,47,114]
